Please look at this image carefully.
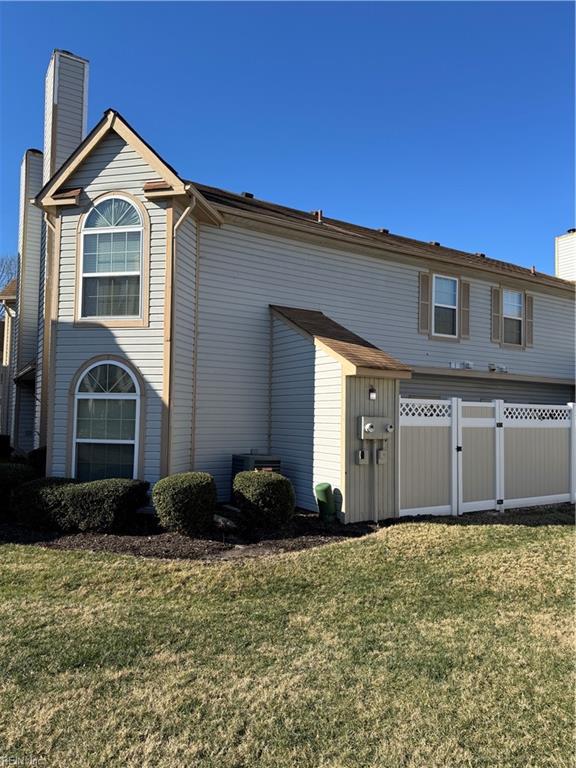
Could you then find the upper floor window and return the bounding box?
[502,289,523,345]
[81,196,142,318]
[432,275,458,337]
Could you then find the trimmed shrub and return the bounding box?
[27,446,47,477]
[233,471,295,530]
[56,479,150,532]
[0,434,11,460]
[11,477,76,529]
[0,463,35,512]
[11,477,148,532]
[152,472,216,535]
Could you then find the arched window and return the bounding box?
[73,361,140,481]
[81,196,143,318]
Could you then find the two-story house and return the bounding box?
[3,50,575,522]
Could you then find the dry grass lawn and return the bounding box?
[0,517,574,767]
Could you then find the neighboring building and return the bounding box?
[3,50,575,520]
[0,278,17,435]
[556,229,576,282]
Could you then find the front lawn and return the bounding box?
[0,517,573,767]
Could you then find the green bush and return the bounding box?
[11,477,148,532]
[56,479,150,532]
[233,471,295,530]
[27,446,47,477]
[11,477,76,529]
[152,472,216,535]
[0,434,11,460]
[0,463,35,512]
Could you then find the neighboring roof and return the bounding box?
[14,360,36,384]
[0,279,17,301]
[195,183,571,291]
[271,305,411,375]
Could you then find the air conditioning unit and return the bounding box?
[231,454,282,500]
[232,453,281,474]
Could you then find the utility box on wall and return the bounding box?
[344,376,400,524]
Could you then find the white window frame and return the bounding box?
[79,194,143,320]
[72,360,141,480]
[432,274,459,338]
[502,289,524,346]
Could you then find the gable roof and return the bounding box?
[34,108,571,292]
[195,183,572,292]
[271,305,411,377]
[34,110,222,225]
[0,278,17,301]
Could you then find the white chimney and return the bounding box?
[16,149,43,367]
[43,49,89,183]
[34,50,89,448]
[555,229,576,282]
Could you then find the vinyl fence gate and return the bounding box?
[399,397,576,517]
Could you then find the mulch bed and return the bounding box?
[0,511,373,562]
[0,504,572,562]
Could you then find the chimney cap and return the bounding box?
[53,49,90,64]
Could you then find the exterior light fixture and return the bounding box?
[369,386,377,401]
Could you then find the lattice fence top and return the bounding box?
[400,400,451,419]
[504,405,571,422]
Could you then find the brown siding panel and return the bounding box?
[460,280,470,339]
[525,294,534,347]
[418,272,431,334]
[491,287,501,342]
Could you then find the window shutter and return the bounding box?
[460,281,470,339]
[491,287,501,343]
[525,294,534,347]
[418,272,431,334]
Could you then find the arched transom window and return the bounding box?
[74,362,140,481]
[81,196,143,318]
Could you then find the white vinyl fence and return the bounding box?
[399,397,575,517]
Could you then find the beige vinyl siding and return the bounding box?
[270,318,315,508]
[313,347,342,504]
[170,207,197,473]
[345,376,398,523]
[194,221,574,494]
[401,373,573,404]
[555,232,576,282]
[48,134,167,482]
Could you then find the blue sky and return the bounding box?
[0,1,574,274]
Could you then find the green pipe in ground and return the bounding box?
[315,482,336,524]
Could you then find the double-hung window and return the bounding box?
[81,196,142,318]
[502,289,523,345]
[432,275,458,337]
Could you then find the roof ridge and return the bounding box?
[194,182,571,289]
